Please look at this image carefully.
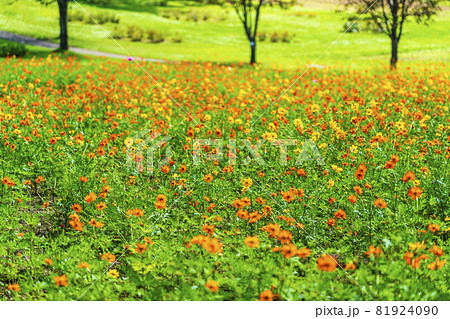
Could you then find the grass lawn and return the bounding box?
[0,0,449,69]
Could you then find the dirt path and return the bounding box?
[0,30,166,62]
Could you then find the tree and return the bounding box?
[228,0,295,64]
[37,0,69,51]
[346,0,441,68]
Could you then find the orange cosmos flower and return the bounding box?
[97,147,105,156]
[401,171,416,183]
[390,155,400,164]
[365,245,382,258]
[244,236,260,248]
[191,234,207,245]
[202,224,215,235]
[71,203,82,212]
[49,137,58,145]
[204,174,213,182]
[78,262,90,269]
[135,242,148,254]
[201,237,223,254]
[334,209,347,219]
[353,186,363,195]
[374,198,387,209]
[205,280,219,292]
[126,208,145,217]
[348,195,357,204]
[297,247,312,258]
[264,223,280,238]
[43,258,53,266]
[317,254,338,272]
[281,243,297,259]
[277,230,292,244]
[385,160,396,169]
[96,202,107,211]
[144,237,154,245]
[404,251,414,265]
[408,186,423,200]
[428,223,440,233]
[155,194,167,209]
[89,218,104,228]
[296,168,307,177]
[7,284,20,291]
[69,213,83,231]
[429,245,444,257]
[281,190,296,202]
[355,169,365,180]
[427,257,446,270]
[259,289,274,301]
[102,252,116,263]
[345,262,357,270]
[53,274,68,287]
[84,192,97,204]
[161,165,170,174]
[80,176,88,183]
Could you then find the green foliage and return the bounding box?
[0,55,448,300]
[258,30,293,42]
[146,30,165,43]
[127,25,144,41]
[0,40,26,57]
[68,10,120,24]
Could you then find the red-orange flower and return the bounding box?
[71,203,82,212]
[53,274,68,287]
[401,171,416,183]
[155,194,167,209]
[334,209,347,219]
[259,289,274,301]
[7,283,20,291]
[317,254,338,272]
[244,236,260,248]
[135,242,148,254]
[374,198,387,209]
[408,186,423,200]
[84,192,97,204]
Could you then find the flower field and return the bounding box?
[0,55,449,301]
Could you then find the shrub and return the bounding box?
[290,11,318,18]
[214,12,228,22]
[146,30,165,43]
[171,34,183,43]
[267,30,293,43]
[0,40,26,57]
[127,25,144,42]
[186,10,200,22]
[257,31,268,42]
[110,26,127,39]
[202,11,212,21]
[69,10,119,24]
[68,10,85,22]
[280,30,292,43]
[145,0,168,6]
[88,11,120,24]
[343,21,360,33]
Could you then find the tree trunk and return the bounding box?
[390,37,398,69]
[250,40,256,65]
[58,0,68,51]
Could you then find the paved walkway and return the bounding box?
[0,30,166,62]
